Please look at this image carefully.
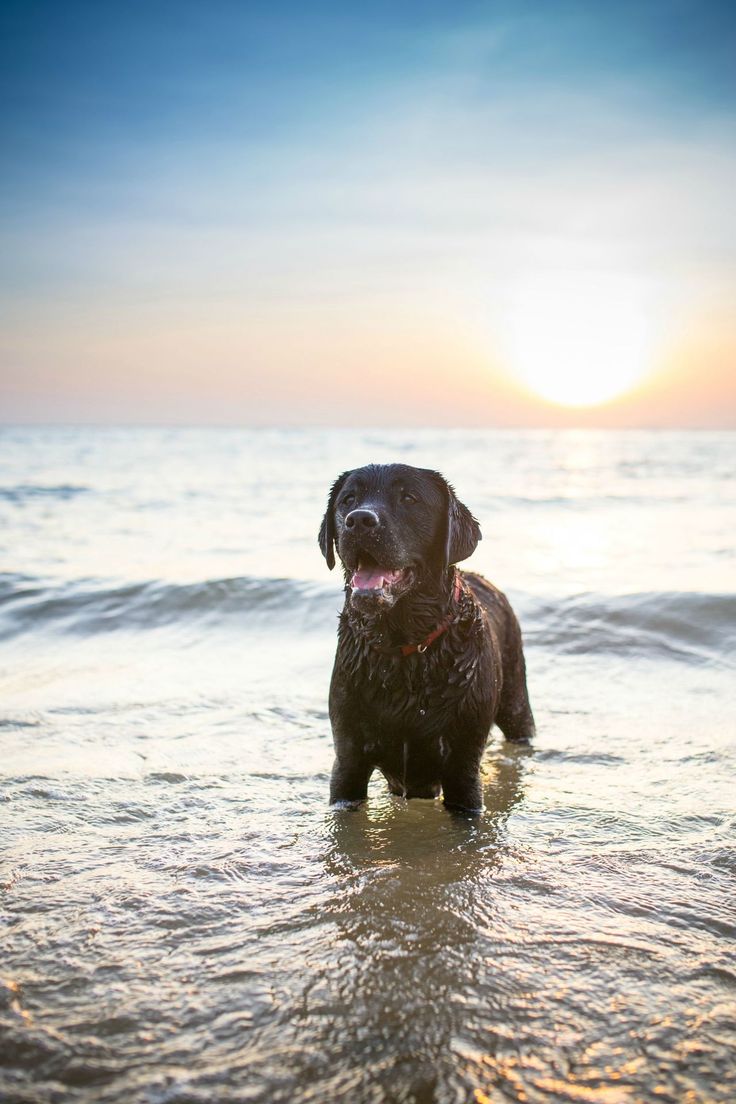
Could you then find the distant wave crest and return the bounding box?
[0,483,89,503]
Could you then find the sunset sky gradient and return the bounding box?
[1,0,735,426]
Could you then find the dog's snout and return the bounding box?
[345,508,380,531]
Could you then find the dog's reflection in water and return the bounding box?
[316,746,532,1099]
[324,741,530,885]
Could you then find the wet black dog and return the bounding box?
[319,463,535,812]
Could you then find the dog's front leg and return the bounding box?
[329,748,373,806]
[440,748,484,814]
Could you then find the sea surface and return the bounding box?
[1,427,734,1104]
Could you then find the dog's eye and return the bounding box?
[401,492,417,504]
[341,493,356,507]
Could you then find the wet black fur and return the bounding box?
[319,463,535,813]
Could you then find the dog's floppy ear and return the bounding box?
[448,491,482,565]
[318,470,352,570]
[430,471,482,569]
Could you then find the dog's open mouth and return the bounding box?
[350,553,413,600]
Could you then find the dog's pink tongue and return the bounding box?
[351,566,401,590]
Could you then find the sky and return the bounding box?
[1,0,735,426]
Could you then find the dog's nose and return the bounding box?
[345,508,380,530]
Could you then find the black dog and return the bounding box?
[319,463,535,812]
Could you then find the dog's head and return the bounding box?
[318,463,481,607]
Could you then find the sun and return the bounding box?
[499,272,659,407]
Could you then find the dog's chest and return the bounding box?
[352,635,494,737]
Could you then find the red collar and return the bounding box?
[390,572,463,658]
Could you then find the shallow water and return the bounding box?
[1,427,735,1103]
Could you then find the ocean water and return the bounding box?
[0,426,734,1104]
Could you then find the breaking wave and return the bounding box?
[522,590,736,666]
[0,573,732,664]
[0,574,339,638]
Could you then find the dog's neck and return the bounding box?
[343,567,458,649]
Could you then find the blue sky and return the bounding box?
[1,0,735,424]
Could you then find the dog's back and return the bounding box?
[464,571,536,744]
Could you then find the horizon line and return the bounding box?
[1,422,733,433]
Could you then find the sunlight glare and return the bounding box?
[500,273,659,407]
